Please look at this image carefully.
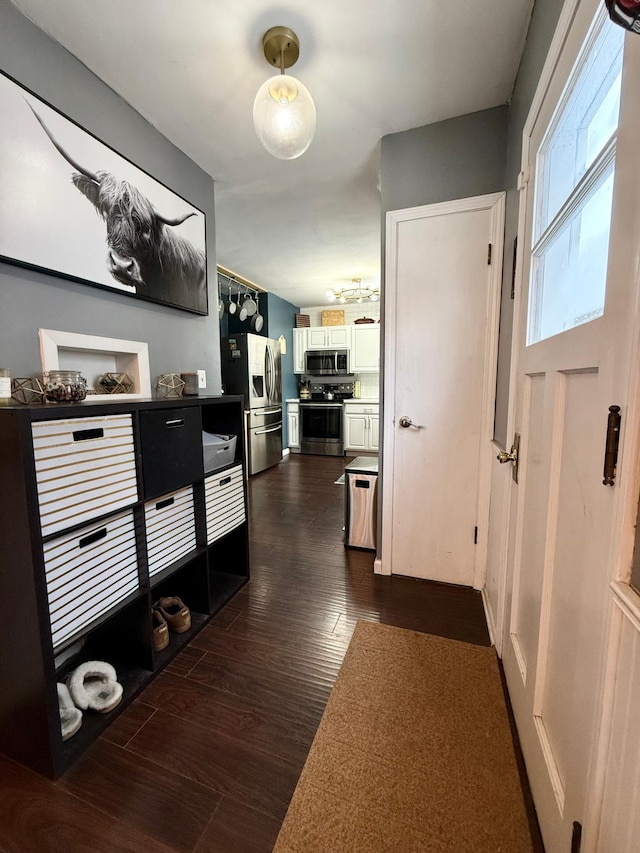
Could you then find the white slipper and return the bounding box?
[67,660,123,713]
[57,682,82,740]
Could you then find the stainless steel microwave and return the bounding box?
[305,349,350,376]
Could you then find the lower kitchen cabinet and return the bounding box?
[344,403,379,452]
[287,401,300,449]
[0,395,248,779]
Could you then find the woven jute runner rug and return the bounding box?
[273,621,533,852]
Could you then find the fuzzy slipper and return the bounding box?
[67,661,123,713]
[57,682,82,740]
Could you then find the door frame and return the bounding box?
[378,193,505,585]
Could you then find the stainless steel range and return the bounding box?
[299,383,353,457]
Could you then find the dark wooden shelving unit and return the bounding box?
[0,395,249,779]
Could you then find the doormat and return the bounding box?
[273,621,533,852]
[334,474,345,485]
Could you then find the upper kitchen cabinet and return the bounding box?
[306,325,352,350]
[351,325,380,373]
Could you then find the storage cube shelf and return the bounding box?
[0,395,248,779]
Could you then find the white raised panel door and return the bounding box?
[287,404,299,448]
[382,192,504,586]
[306,328,329,349]
[345,413,368,451]
[369,415,379,451]
[293,329,307,373]
[502,6,640,849]
[326,326,351,348]
[352,326,380,372]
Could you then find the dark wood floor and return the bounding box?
[0,452,541,852]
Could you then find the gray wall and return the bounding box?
[381,106,508,215]
[379,105,509,464]
[0,1,221,392]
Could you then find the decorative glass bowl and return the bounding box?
[43,370,88,403]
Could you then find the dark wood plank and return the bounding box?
[165,645,207,677]
[124,709,300,822]
[137,670,314,765]
[194,796,281,853]
[100,700,157,748]
[59,738,221,853]
[0,754,177,853]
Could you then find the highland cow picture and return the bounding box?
[0,72,208,315]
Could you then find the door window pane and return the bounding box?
[529,166,614,343]
[535,23,623,239]
[527,13,623,346]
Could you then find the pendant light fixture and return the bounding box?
[326,278,380,304]
[253,26,316,160]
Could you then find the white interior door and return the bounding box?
[381,193,504,586]
[502,5,640,850]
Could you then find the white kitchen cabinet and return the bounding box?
[293,329,307,374]
[344,403,379,452]
[287,402,300,449]
[305,325,352,350]
[351,325,380,373]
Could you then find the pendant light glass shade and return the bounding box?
[253,73,316,160]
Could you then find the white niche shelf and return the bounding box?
[39,329,151,402]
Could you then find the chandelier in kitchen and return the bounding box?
[326,278,379,304]
[253,26,316,160]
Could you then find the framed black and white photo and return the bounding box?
[0,72,208,315]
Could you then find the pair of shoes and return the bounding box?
[152,596,191,652]
[56,660,123,741]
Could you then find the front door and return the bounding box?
[502,4,640,849]
[381,193,505,585]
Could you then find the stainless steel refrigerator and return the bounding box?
[221,333,282,476]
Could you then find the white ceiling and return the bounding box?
[10,0,533,308]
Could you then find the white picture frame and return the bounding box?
[39,328,151,402]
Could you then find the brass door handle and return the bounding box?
[497,433,520,483]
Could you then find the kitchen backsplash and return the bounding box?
[301,303,381,326]
[356,375,380,399]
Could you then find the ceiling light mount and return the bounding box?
[262,26,300,69]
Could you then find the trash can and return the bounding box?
[344,456,378,550]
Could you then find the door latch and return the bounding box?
[497,433,520,483]
[603,405,621,486]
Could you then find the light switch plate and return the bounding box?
[197,369,206,389]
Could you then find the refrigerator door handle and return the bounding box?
[264,345,272,403]
[269,344,276,403]
[254,424,281,436]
